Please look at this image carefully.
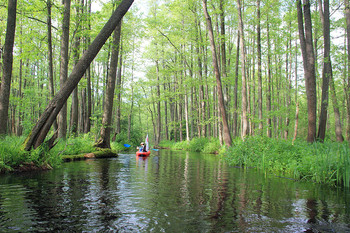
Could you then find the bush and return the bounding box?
[202,138,221,154]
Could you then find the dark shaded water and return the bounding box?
[0,150,349,232]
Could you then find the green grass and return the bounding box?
[0,134,129,173]
[159,137,222,154]
[224,136,350,188]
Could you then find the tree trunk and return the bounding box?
[156,59,161,144]
[46,0,57,131]
[58,0,71,139]
[84,0,92,134]
[345,0,350,141]
[329,76,344,142]
[317,0,330,142]
[0,0,17,136]
[237,0,249,139]
[202,0,232,147]
[24,0,134,151]
[70,0,83,135]
[96,21,122,148]
[113,42,123,140]
[233,30,240,138]
[293,103,300,144]
[266,14,272,138]
[285,21,292,139]
[297,0,317,143]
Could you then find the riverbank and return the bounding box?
[224,136,350,189]
[0,135,121,174]
[159,136,350,189]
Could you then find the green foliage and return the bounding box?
[202,138,221,154]
[188,137,209,152]
[158,140,176,148]
[50,134,95,156]
[224,136,350,188]
[0,136,28,172]
[173,141,190,150]
[159,137,220,154]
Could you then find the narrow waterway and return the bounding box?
[0,150,349,232]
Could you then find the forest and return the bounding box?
[0,0,350,187]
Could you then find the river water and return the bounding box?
[0,150,349,232]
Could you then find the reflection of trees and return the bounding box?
[97,159,122,230]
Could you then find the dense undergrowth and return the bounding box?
[224,136,350,189]
[159,137,223,154]
[160,136,350,189]
[0,133,133,173]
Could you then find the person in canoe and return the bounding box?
[137,142,147,152]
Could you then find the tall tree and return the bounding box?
[257,0,263,134]
[84,0,92,134]
[95,20,122,149]
[46,0,57,131]
[237,0,249,138]
[297,0,317,142]
[318,0,344,142]
[58,0,71,139]
[202,0,232,146]
[317,0,330,142]
[0,0,17,136]
[345,0,350,141]
[24,0,134,150]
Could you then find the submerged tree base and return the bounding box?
[62,149,118,162]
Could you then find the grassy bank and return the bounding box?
[159,137,223,154]
[0,134,129,173]
[224,136,350,189]
[159,136,350,189]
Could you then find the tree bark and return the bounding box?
[113,42,123,140]
[237,0,249,139]
[266,14,272,138]
[233,30,240,138]
[24,0,134,151]
[0,0,17,136]
[96,21,122,148]
[156,59,162,144]
[58,0,71,139]
[70,0,83,135]
[46,0,57,131]
[297,0,317,143]
[202,0,232,147]
[317,0,330,142]
[84,0,92,134]
[345,0,350,141]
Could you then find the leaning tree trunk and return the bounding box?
[202,0,232,146]
[95,21,122,149]
[24,0,134,151]
[0,0,17,136]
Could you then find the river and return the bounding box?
[0,150,349,232]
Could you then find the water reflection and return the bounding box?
[0,151,349,232]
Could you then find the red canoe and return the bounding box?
[136,151,151,157]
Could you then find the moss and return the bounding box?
[61,149,118,162]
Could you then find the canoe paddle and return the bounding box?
[123,144,159,151]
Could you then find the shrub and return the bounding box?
[202,138,221,154]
